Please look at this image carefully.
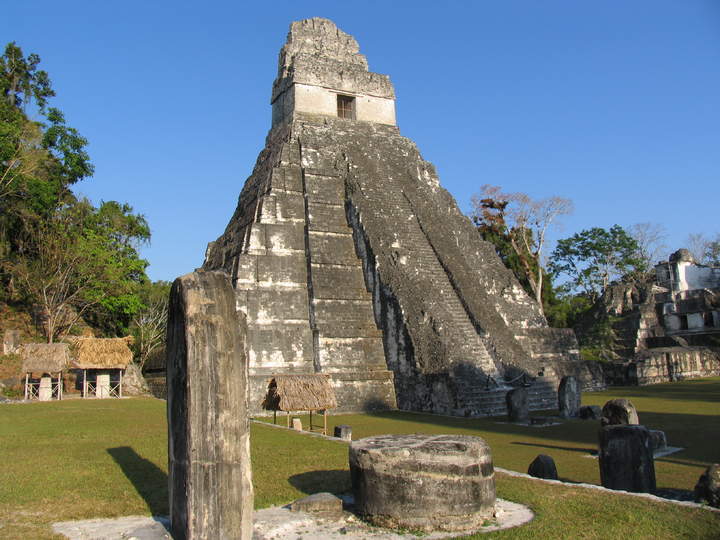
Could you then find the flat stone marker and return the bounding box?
[558,376,580,418]
[506,387,529,423]
[350,434,495,532]
[290,492,343,517]
[598,424,655,493]
[601,398,639,426]
[648,429,667,452]
[334,424,352,441]
[167,270,253,540]
[38,376,52,401]
[527,454,558,480]
[694,463,720,508]
[579,405,601,420]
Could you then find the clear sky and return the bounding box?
[2,1,718,281]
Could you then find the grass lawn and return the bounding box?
[0,379,718,539]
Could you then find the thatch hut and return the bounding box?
[262,374,337,435]
[20,343,71,401]
[69,337,134,398]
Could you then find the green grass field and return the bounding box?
[0,378,718,539]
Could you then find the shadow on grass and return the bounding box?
[288,469,351,496]
[107,446,168,516]
[511,441,595,454]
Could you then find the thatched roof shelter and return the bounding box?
[20,343,71,373]
[262,374,337,412]
[69,337,134,370]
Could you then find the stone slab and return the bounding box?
[53,498,533,540]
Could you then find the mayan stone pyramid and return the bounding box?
[204,18,594,415]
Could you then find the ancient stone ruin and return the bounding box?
[204,17,594,415]
[581,248,720,385]
[166,271,253,539]
[349,434,496,532]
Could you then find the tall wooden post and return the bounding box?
[24,373,28,400]
[119,369,123,398]
[83,369,87,398]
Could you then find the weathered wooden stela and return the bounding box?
[204,18,595,416]
[166,270,253,540]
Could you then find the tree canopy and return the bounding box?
[549,225,642,303]
[0,41,152,343]
[471,184,572,315]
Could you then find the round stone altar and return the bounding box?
[349,434,496,532]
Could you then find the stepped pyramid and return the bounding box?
[204,18,593,415]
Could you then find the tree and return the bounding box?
[0,41,54,111]
[130,281,171,370]
[685,233,720,265]
[628,222,667,272]
[10,199,149,342]
[549,225,642,303]
[471,184,573,313]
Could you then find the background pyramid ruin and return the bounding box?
[204,18,599,415]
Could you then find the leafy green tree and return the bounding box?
[11,199,149,341]
[549,225,642,302]
[0,41,54,111]
[1,42,151,338]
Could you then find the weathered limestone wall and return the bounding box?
[275,84,396,127]
[605,348,720,386]
[271,18,396,128]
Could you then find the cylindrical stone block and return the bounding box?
[598,424,656,493]
[350,434,495,532]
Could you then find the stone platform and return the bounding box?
[52,498,533,539]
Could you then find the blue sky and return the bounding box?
[2,1,719,281]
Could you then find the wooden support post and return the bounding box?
[83,369,87,398]
[309,410,312,432]
[24,373,28,400]
[287,410,290,428]
[273,410,277,425]
[324,409,327,436]
[119,369,123,398]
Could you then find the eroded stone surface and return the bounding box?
[350,434,495,532]
[579,405,601,420]
[291,492,343,516]
[506,387,529,423]
[167,271,253,539]
[528,454,558,480]
[694,463,720,508]
[558,376,580,418]
[601,398,639,426]
[598,424,655,493]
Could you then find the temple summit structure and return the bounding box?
[204,18,598,415]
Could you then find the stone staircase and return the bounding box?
[356,170,499,379]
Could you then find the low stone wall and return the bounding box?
[604,347,720,386]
